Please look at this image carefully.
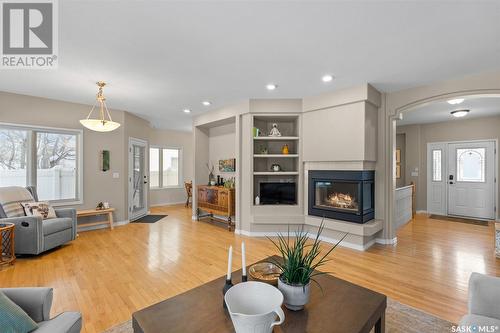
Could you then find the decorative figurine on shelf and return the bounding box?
[96,202,104,210]
[268,123,282,137]
[281,144,289,155]
[206,163,215,185]
[259,145,268,155]
[103,202,110,209]
[271,164,282,172]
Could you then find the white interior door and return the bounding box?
[129,138,148,221]
[447,141,495,220]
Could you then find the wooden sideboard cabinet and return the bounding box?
[196,185,235,231]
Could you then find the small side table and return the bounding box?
[0,223,16,266]
[77,208,115,231]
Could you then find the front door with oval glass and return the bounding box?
[427,140,496,220]
[447,141,495,220]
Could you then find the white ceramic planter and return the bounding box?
[277,278,311,311]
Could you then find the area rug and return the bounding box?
[429,214,490,226]
[102,298,455,333]
[131,215,167,223]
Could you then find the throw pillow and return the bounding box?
[21,202,56,219]
[0,291,38,333]
[0,186,35,218]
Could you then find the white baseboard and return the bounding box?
[375,237,398,245]
[234,229,373,251]
[150,201,186,207]
[77,220,129,232]
[416,210,428,214]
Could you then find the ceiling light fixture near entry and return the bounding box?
[322,74,334,82]
[447,98,465,105]
[202,101,211,106]
[266,83,277,91]
[80,81,121,132]
[183,109,191,114]
[451,109,469,118]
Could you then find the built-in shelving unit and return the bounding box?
[253,154,299,158]
[253,171,299,176]
[253,136,299,141]
[252,115,301,205]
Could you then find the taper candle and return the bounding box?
[241,242,247,276]
[227,245,233,280]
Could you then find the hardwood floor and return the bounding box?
[0,206,499,333]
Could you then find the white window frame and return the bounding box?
[432,149,442,182]
[149,145,183,189]
[0,122,83,206]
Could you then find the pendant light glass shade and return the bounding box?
[79,118,121,132]
[80,81,121,132]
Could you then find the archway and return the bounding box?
[384,87,500,242]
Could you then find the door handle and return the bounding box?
[449,182,454,185]
[144,181,148,184]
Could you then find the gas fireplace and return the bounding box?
[308,170,374,224]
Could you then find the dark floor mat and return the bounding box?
[429,214,490,226]
[132,215,167,223]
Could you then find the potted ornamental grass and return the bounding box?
[269,222,347,310]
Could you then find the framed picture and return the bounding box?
[219,158,236,172]
[101,150,110,172]
[396,165,401,179]
[395,149,401,163]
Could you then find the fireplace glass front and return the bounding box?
[308,170,374,224]
[314,181,359,212]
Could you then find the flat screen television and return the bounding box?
[260,182,296,205]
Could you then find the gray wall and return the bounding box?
[208,122,236,179]
[397,115,500,212]
[149,127,193,206]
[0,91,193,221]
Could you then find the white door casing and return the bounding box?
[447,141,495,220]
[128,137,148,221]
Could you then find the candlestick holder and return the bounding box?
[222,278,233,308]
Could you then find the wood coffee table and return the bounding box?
[132,256,386,333]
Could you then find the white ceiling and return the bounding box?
[397,95,500,126]
[1,1,500,131]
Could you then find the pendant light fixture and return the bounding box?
[80,81,121,132]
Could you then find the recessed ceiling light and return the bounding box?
[202,101,211,106]
[322,74,334,82]
[266,83,277,91]
[451,109,469,118]
[448,98,464,105]
[183,109,191,114]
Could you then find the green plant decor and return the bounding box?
[268,221,347,287]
